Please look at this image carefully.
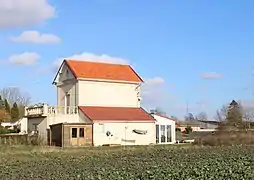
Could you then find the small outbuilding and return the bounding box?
[50,123,93,147]
[152,114,176,144]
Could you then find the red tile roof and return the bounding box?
[65,60,143,82]
[79,106,155,122]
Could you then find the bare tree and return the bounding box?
[196,111,208,121]
[0,87,31,107]
[150,107,167,116]
[214,105,227,122]
[242,108,254,122]
[170,115,178,121]
[184,113,195,122]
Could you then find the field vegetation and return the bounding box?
[0,145,253,179]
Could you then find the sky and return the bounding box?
[0,0,254,120]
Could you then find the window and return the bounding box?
[160,125,166,143]
[156,125,159,143]
[79,128,85,137]
[166,125,171,142]
[72,128,77,138]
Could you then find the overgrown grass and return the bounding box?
[0,144,253,179]
[194,130,254,146]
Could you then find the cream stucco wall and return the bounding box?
[78,80,141,107]
[93,121,156,146]
[55,63,141,108]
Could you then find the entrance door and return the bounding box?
[70,128,78,146]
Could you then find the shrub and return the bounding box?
[194,130,254,146]
[185,126,192,134]
[0,128,19,134]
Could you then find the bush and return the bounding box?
[185,126,192,134]
[194,130,254,146]
[0,128,20,134]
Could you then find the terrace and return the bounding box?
[24,104,78,117]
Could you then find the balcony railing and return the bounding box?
[25,105,78,117]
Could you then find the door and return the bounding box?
[156,125,159,143]
[70,127,78,146]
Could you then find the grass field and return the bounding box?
[0,144,253,179]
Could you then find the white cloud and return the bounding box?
[8,52,40,65]
[53,52,129,70]
[0,0,55,28]
[200,72,223,79]
[240,100,254,109]
[141,77,173,111]
[10,31,61,44]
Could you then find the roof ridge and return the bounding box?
[79,106,141,108]
[65,59,130,66]
[53,59,143,83]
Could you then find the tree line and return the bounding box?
[152,99,254,127]
[0,95,20,122]
[0,87,31,123]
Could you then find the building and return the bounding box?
[152,114,176,144]
[25,59,156,146]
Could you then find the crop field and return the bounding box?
[0,145,253,179]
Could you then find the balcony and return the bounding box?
[25,104,78,117]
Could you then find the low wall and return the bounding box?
[0,133,39,145]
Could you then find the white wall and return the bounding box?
[47,114,80,127]
[56,63,78,107]
[27,114,81,141]
[55,62,141,108]
[93,122,156,146]
[27,117,47,139]
[78,80,141,107]
[19,118,28,133]
[153,115,176,144]
[57,81,78,107]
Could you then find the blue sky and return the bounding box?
[0,0,254,119]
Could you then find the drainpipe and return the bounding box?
[75,81,77,113]
[136,83,142,107]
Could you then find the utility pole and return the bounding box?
[186,99,189,115]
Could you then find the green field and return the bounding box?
[0,145,253,179]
